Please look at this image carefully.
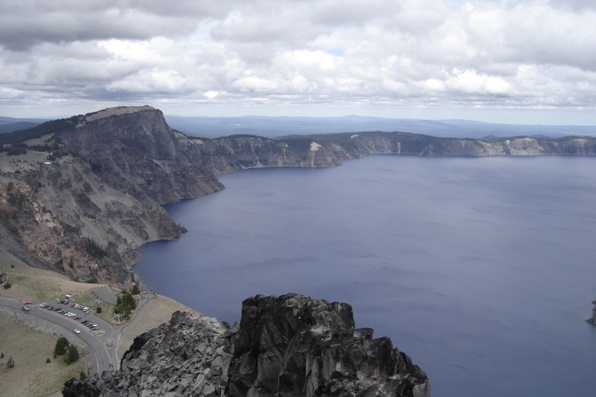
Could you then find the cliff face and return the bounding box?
[1,106,595,285]
[0,106,225,284]
[62,294,431,397]
[229,294,430,397]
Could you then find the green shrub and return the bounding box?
[66,345,80,364]
[46,358,51,363]
[54,337,69,356]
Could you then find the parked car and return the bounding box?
[39,302,48,308]
[54,307,62,311]
[74,316,81,320]
[23,301,31,305]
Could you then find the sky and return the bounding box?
[1,0,596,124]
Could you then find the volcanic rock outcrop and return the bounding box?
[62,294,431,397]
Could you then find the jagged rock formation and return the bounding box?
[62,294,430,397]
[228,294,430,397]
[64,310,232,397]
[1,105,595,285]
[586,301,596,325]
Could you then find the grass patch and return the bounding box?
[15,276,62,300]
[0,313,85,397]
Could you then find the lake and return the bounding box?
[135,155,596,397]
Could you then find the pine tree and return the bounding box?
[66,345,80,364]
[54,337,69,356]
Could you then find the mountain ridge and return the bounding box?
[1,106,595,287]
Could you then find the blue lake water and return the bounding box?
[135,155,596,397]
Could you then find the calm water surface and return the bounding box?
[135,155,596,397]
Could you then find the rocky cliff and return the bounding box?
[62,294,431,397]
[1,106,595,286]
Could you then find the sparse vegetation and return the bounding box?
[130,284,140,295]
[0,271,9,289]
[81,237,109,259]
[0,115,82,154]
[6,356,15,368]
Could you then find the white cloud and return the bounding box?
[1,0,596,122]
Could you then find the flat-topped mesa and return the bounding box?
[83,105,156,122]
[62,105,177,161]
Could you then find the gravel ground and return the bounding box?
[93,286,119,305]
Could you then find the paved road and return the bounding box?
[0,296,121,375]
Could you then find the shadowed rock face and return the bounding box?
[62,294,430,397]
[229,294,430,397]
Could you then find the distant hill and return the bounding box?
[0,116,46,134]
[0,122,42,133]
[165,115,596,139]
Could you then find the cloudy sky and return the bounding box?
[1,0,595,124]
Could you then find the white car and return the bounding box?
[74,329,81,334]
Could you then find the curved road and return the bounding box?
[0,297,121,375]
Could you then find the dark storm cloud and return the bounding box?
[0,0,235,51]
